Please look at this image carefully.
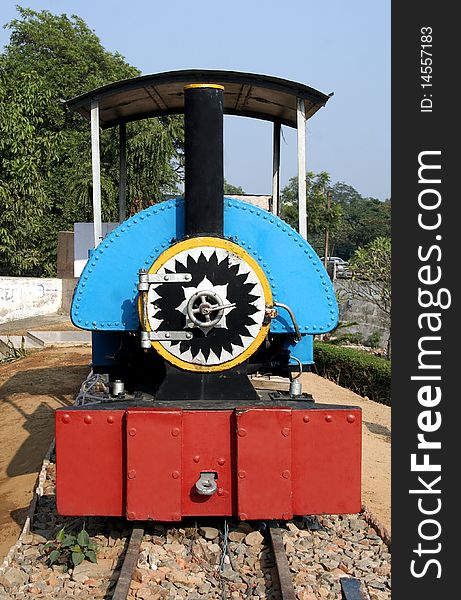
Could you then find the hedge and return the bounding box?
[313,342,391,406]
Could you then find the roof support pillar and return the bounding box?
[118,122,127,223]
[297,97,307,239]
[90,100,102,247]
[272,121,281,216]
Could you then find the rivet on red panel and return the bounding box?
[171,427,180,437]
[325,415,333,422]
[281,427,290,437]
[107,415,114,424]
[238,470,246,479]
[128,470,136,479]
[172,513,181,521]
[61,414,71,424]
[302,415,310,423]
[84,415,92,424]
[127,511,136,520]
[172,471,180,479]
[238,428,247,437]
[239,513,248,521]
[128,428,137,436]
[193,455,200,463]
[217,488,225,496]
[282,512,292,520]
[282,470,291,479]
[347,414,356,423]
[217,458,226,465]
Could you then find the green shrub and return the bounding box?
[314,341,391,405]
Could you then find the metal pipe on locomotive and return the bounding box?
[56,71,361,521]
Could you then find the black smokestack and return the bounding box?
[184,84,224,236]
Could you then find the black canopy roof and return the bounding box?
[64,69,332,129]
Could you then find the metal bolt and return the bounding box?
[128,470,136,479]
[217,458,226,466]
[165,333,170,338]
[282,512,292,520]
[127,512,136,520]
[84,415,92,424]
[62,414,71,424]
[237,428,247,437]
[193,455,200,463]
[303,415,310,423]
[217,488,225,497]
[281,428,290,437]
[164,275,169,281]
[347,414,356,423]
[171,427,180,437]
[239,513,248,521]
[238,470,246,479]
[128,428,137,436]
[172,471,180,479]
[325,415,333,423]
[282,470,291,479]
[107,416,114,424]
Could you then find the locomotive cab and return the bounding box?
[55,70,361,521]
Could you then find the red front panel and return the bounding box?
[56,405,362,520]
[181,411,234,516]
[236,408,293,520]
[292,408,362,515]
[125,409,182,521]
[55,409,124,516]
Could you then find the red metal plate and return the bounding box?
[181,410,234,516]
[236,408,293,520]
[55,409,124,516]
[292,408,362,514]
[125,409,182,521]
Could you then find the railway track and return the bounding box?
[109,521,371,600]
[0,456,389,599]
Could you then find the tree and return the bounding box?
[224,179,245,195]
[280,172,343,255]
[348,236,391,354]
[0,7,183,275]
[330,182,390,259]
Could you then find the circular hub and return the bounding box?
[144,237,272,372]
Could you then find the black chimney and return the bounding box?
[184,84,224,236]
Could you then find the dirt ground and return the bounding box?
[0,346,391,561]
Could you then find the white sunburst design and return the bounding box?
[146,245,268,367]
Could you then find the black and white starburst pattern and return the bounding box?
[147,246,266,366]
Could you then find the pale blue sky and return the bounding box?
[1,1,390,199]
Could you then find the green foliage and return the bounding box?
[280,172,343,255]
[44,527,98,569]
[365,332,382,349]
[279,176,390,260]
[0,336,27,363]
[0,7,184,276]
[224,179,245,195]
[314,341,391,405]
[330,182,391,259]
[349,236,391,317]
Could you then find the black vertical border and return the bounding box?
[392,3,458,598]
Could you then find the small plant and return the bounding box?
[44,527,98,568]
[0,336,27,364]
[365,331,381,349]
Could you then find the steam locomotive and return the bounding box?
[55,71,361,522]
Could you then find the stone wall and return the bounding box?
[333,278,390,347]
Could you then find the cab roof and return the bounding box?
[64,69,332,129]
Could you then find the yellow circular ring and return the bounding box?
[184,84,225,91]
[142,237,272,372]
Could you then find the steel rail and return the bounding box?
[112,526,144,600]
[267,522,297,600]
